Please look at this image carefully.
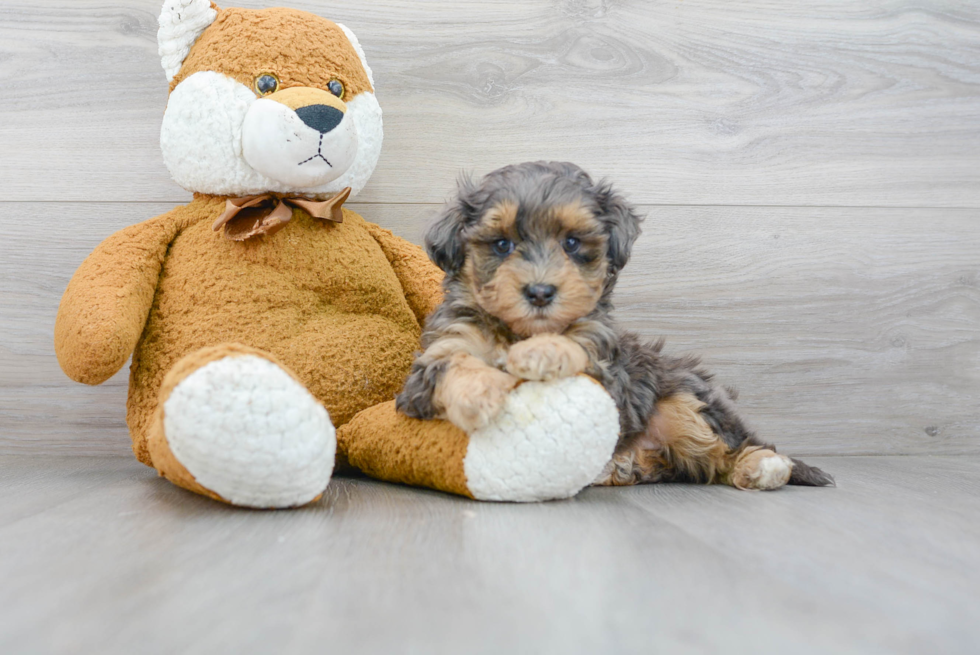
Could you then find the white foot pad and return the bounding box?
[751,453,794,490]
[163,355,336,508]
[463,377,620,502]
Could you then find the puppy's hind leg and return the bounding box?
[660,392,799,490]
[592,434,673,486]
[591,398,710,488]
[594,393,798,490]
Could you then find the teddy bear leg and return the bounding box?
[339,376,621,502]
[147,344,336,508]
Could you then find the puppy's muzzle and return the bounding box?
[524,283,557,307]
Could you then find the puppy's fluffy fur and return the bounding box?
[397,162,833,489]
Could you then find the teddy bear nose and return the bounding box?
[524,284,558,307]
[295,105,344,134]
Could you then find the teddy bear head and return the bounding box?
[157,0,382,198]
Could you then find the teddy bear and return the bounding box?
[53,0,620,508]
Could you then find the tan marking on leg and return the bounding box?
[420,314,511,370]
[595,394,730,487]
[435,353,519,433]
[653,393,732,483]
[655,394,793,490]
[424,322,496,362]
[593,433,670,486]
[505,333,589,381]
[594,393,793,490]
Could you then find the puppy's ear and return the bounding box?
[595,181,642,274]
[426,175,479,274]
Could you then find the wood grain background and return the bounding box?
[1,0,978,456]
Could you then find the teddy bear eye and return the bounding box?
[327,80,345,99]
[492,238,514,256]
[255,74,279,96]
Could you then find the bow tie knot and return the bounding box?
[212,187,351,241]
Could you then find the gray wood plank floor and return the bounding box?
[1,454,977,655]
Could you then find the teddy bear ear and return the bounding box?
[335,23,375,89]
[158,0,219,82]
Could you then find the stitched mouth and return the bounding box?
[298,133,332,167]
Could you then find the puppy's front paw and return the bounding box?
[506,334,588,381]
[443,367,519,433]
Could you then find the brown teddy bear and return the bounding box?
[54,0,620,507]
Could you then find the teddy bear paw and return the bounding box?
[161,354,336,508]
[462,376,620,502]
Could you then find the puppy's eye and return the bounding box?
[255,74,279,96]
[563,236,582,254]
[328,80,345,99]
[491,238,515,256]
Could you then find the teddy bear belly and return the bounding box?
[127,308,421,466]
[121,207,428,465]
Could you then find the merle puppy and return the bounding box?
[397,161,833,490]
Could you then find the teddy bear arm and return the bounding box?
[54,212,184,385]
[361,221,445,327]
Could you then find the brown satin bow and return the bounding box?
[212,187,351,241]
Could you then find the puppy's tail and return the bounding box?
[788,457,836,487]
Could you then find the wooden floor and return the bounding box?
[1,454,978,654]
[1,1,979,652]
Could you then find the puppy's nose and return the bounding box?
[524,284,557,307]
[295,105,344,134]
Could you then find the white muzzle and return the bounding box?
[241,98,359,189]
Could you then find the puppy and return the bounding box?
[397,161,834,490]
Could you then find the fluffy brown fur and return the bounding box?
[172,7,372,96]
[397,161,834,490]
